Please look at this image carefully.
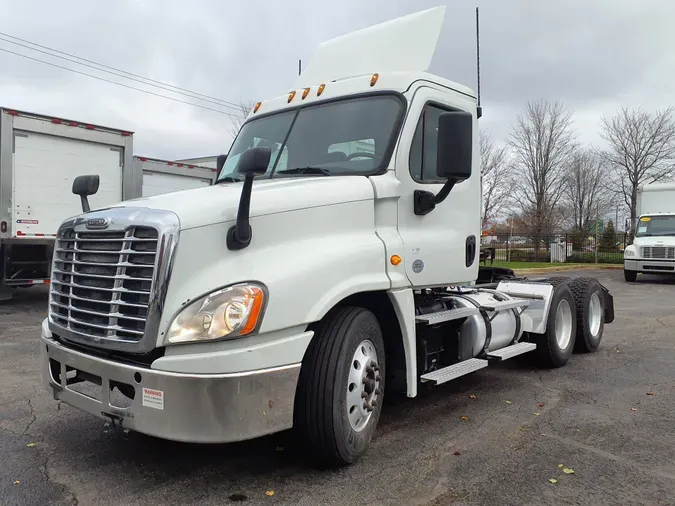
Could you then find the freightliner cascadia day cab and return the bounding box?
[41,7,615,467]
[623,182,675,282]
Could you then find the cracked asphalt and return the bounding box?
[2,269,675,506]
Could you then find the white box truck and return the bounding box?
[0,107,135,300]
[40,7,615,467]
[135,156,216,197]
[623,182,675,281]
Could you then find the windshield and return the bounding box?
[635,215,675,237]
[217,94,404,182]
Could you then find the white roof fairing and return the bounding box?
[294,6,447,89]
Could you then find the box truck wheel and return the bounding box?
[294,306,385,467]
[569,277,605,353]
[534,284,577,368]
[624,269,637,282]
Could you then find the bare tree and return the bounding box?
[563,149,612,231]
[228,100,256,139]
[509,99,576,248]
[599,106,675,235]
[480,131,510,229]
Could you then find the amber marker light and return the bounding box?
[288,91,296,103]
[239,287,266,335]
[370,73,379,87]
[390,255,402,266]
[302,87,311,99]
[317,83,326,96]
[253,101,262,113]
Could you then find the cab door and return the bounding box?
[394,84,481,288]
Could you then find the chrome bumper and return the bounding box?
[625,259,675,273]
[41,335,301,443]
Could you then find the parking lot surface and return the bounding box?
[2,269,674,506]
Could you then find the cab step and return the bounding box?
[480,299,530,312]
[487,342,536,361]
[416,307,479,325]
[420,358,488,385]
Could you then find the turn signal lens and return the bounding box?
[390,255,402,266]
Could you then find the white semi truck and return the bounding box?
[624,182,675,282]
[41,7,615,467]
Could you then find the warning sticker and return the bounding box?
[142,387,164,410]
[16,219,38,224]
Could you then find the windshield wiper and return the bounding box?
[218,176,242,183]
[276,166,332,176]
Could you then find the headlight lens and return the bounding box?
[166,283,266,344]
[624,248,635,257]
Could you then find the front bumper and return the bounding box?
[624,259,675,274]
[41,333,301,443]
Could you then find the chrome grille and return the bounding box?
[49,226,158,343]
[641,246,675,259]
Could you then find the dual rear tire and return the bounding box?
[535,277,606,367]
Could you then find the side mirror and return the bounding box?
[72,175,100,213]
[235,146,271,176]
[436,111,473,181]
[227,146,272,251]
[216,154,227,173]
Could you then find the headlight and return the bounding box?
[624,248,635,257]
[166,283,266,344]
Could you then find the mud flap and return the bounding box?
[601,285,615,324]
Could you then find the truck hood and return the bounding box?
[111,176,375,230]
[632,236,675,248]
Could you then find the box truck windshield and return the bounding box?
[635,215,675,237]
[217,94,404,182]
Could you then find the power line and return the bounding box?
[0,31,245,111]
[0,47,245,119]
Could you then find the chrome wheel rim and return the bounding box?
[346,339,381,432]
[588,292,602,337]
[555,299,573,350]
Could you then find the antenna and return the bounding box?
[298,59,302,76]
[475,7,482,119]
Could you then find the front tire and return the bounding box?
[534,284,577,368]
[624,269,637,282]
[294,306,385,467]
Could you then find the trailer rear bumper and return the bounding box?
[41,320,300,443]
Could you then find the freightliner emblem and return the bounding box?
[85,217,110,229]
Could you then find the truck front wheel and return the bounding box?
[624,269,637,282]
[294,306,385,467]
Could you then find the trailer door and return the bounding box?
[142,171,211,197]
[12,132,123,236]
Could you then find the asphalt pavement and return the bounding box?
[1,269,674,506]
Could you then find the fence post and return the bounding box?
[595,218,599,264]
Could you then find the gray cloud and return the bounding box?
[1,0,673,159]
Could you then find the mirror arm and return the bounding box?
[227,173,254,250]
[80,195,91,213]
[413,177,459,216]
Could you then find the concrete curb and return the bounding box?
[513,264,623,275]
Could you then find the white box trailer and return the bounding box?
[135,156,216,197]
[0,107,135,299]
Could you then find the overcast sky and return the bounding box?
[1,0,673,160]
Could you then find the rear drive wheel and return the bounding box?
[547,276,572,288]
[570,277,605,353]
[624,269,637,282]
[294,306,385,467]
[535,283,577,368]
